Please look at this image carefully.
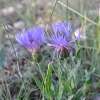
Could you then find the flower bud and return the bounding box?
[32,51,42,63]
[60,48,69,60]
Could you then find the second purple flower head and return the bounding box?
[46,21,83,59]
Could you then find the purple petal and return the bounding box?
[69,29,83,43]
[15,29,30,48]
[31,41,40,51]
[52,23,57,34]
[56,22,63,33]
[63,21,72,39]
[54,47,61,55]
[74,28,83,38]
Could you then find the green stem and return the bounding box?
[58,1,99,27]
[37,63,45,83]
[0,17,26,91]
[66,0,68,20]
[37,63,45,100]
[56,55,63,100]
[48,0,58,24]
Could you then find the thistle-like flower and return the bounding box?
[15,27,45,62]
[46,21,83,59]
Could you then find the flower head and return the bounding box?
[15,27,44,52]
[46,21,83,57]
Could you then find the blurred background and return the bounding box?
[0,0,100,99]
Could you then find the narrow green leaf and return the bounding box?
[45,63,52,100]
[56,79,63,100]
[62,78,71,93]
[70,76,75,90]
[68,95,74,100]
[76,48,81,60]
[72,88,83,100]
[0,46,6,70]
[83,75,92,94]
[32,74,44,92]
[52,64,59,77]
[69,65,79,79]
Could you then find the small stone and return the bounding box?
[13,21,24,30]
[1,7,19,23]
[2,7,15,15]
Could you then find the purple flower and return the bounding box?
[46,21,83,55]
[15,27,44,52]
